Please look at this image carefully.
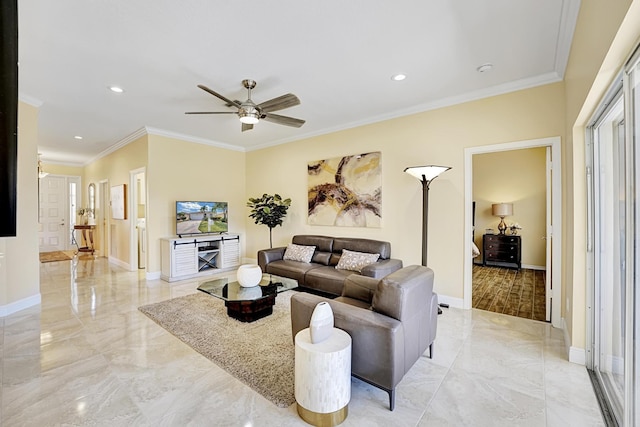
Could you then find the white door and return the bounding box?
[39,176,69,251]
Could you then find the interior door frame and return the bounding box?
[98,179,110,257]
[464,136,562,328]
[129,167,146,270]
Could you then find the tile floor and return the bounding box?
[1,257,604,426]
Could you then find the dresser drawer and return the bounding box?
[482,234,521,269]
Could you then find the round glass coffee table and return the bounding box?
[197,273,298,322]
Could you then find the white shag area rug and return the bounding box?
[139,291,295,407]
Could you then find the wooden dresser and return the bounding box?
[482,234,521,269]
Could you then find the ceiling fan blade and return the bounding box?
[185,111,237,115]
[257,93,300,113]
[242,123,254,132]
[262,113,305,128]
[197,85,242,109]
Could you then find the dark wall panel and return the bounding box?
[0,0,18,237]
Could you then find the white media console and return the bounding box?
[160,233,240,282]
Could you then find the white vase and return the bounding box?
[237,264,262,287]
[309,302,334,344]
[88,217,96,226]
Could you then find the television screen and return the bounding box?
[176,201,228,236]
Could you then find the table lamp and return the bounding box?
[492,203,513,235]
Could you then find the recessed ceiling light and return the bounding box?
[74,135,83,140]
[391,74,406,81]
[109,86,124,93]
[476,63,493,73]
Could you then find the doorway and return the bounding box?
[472,147,548,321]
[464,136,562,329]
[129,168,147,270]
[38,175,81,252]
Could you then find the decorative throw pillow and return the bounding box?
[335,249,380,272]
[283,244,316,263]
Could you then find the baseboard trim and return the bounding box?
[109,256,131,270]
[146,271,161,280]
[521,264,546,271]
[562,317,586,365]
[437,295,464,309]
[0,293,41,317]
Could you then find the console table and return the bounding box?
[482,234,521,269]
[73,224,95,255]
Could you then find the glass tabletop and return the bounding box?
[197,273,298,302]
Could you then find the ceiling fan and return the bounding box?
[185,79,305,132]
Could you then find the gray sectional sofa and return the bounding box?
[257,235,403,296]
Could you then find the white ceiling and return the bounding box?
[19,0,580,166]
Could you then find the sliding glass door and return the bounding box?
[591,94,625,424]
[588,49,639,427]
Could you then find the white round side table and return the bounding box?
[295,327,352,426]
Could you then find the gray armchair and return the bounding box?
[290,265,438,411]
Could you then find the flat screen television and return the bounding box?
[176,201,228,236]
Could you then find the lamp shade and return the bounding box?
[404,165,451,182]
[492,203,513,217]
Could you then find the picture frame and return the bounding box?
[111,184,127,220]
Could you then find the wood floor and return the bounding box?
[472,265,547,322]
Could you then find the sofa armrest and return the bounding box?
[291,292,405,390]
[360,258,403,279]
[341,274,379,304]
[257,247,286,272]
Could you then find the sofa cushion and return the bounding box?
[264,260,319,284]
[335,249,380,272]
[333,237,391,260]
[292,235,333,252]
[283,244,315,263]
[304,266,352,296]
[311,251,332,266]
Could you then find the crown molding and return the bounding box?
[554,0,581,78]
[145,127,245,152]
[18,93,43,107]
[247,71,563,152]
[84,127,148,165]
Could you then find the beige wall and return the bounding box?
[563,0,635,351]
[473,148,547,267]
[246,82,565,301]
[84,136,149,266]
[0,101,40,311]
[41,163,84,178]
[146,135,246,273]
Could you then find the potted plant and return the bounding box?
[247,193,291,248]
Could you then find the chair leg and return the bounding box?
[388,388,395,411]
[429,342,434,359]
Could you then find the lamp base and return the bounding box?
[498,217,507,235]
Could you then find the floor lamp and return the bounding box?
[404,165,451,266]
[404,165,451,314]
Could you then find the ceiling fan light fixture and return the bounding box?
[238,105,260,125]
[239,112,259,124]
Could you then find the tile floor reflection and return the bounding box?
[1,257,604,426]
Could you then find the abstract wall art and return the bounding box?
[308,151,381,227]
